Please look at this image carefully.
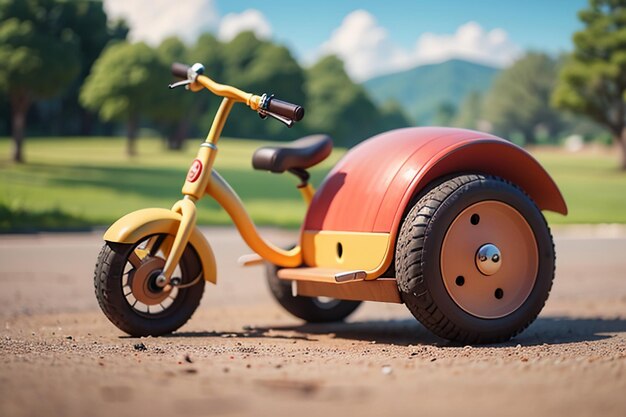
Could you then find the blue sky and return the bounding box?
[104,0,589,80]
[218,0,587,56]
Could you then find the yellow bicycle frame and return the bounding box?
[106,73,312,285]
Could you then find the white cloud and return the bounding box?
[318,10,411,82]
[415,22,520,68]
[103,0,219,44]
[218,9,273,42]
[103,1,272,45]
[316,10,521,81]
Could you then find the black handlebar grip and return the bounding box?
[267,98,305,121]
[171,62,190,79]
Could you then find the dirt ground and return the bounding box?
[0,226,625,417]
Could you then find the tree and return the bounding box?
[220,32,307,140]
[553,0,626,170]
[56,1,128,136]
[154,36,195,150]
[484,52,564,145]
[188,33,224,79]
[80,41,167,156]
[433,101,457,126]
[304,55,381,147]
[378,100,413,132]
[0,0,81,163]
[186,33,225,139]
[453,91,483,130]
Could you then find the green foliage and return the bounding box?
[0,0,81,97]
[153,36,196,149]
[553,0,626,168]
[154,37,194,122]
[0,0,86,162]
[46,1,127,136]
[378,100,412,132]
[433,101,457,126]
[304,55,390,147]
[80,41,166,123]
[61,1,128,74]
[453,91,483,130]
[159,32,410,145]
[0,6,417,156]
[219,32,307,140]
[483,52,564,144]
[188,33,224,78]
[222,32,264,80]
[364,59,499,125]
[80,41,170,156]
[187,33,225,137]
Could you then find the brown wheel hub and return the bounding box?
[440,201,538,319]
[129,256,171,305]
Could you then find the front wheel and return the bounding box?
[94,234,205,337]
[395,174,555,344]
[265,262,362,323]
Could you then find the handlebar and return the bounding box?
[170,62,304,125]
[259,95,304,122]
[171,62,190,79]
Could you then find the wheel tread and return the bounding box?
[94,239,205,337]
[395,174,555,344]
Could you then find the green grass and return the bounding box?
[0,136,345,232]
[0,136,625,232]
[534,149,626,225]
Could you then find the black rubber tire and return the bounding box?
[395,174,555,344]
[94,237,205,337]
[265,262,362,323]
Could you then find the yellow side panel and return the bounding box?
[103,208,217,284]
[301,230,390,272]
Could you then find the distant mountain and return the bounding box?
[363,59,500,125]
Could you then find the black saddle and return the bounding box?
[252,134,333,173]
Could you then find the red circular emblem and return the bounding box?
[186,159,203,182]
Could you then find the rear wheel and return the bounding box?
[395,174,555,344]
[94,234,205,336]
[265,262,362,323]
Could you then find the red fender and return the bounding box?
[304,127,567,235]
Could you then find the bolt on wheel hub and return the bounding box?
[475,243,502,275]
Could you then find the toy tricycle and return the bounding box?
[94,62,567,344]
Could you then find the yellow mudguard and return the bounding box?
[103,208,217,284]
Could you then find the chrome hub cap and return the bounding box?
[475,243,502,276]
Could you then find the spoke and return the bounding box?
[128,250,142,268]
[148,235,167,256]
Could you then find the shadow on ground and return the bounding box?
[166,316,626,347]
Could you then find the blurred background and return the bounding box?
[1,0,625,232]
